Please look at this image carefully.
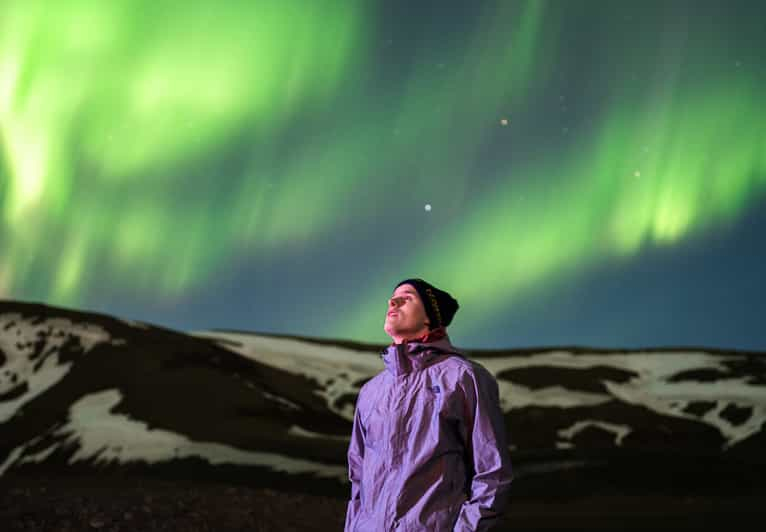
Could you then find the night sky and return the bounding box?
[1,0,764,350]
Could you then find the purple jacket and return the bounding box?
[345,335,512,531]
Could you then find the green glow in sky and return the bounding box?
[0,1,763,345]
[0,0,364,299]
[333,77,766,343]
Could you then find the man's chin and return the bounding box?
[384,323,400,338]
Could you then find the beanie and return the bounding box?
[394,278,459,330]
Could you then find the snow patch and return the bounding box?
[288,425,350,441]
[477,350,766,449]
[0,313,119,423]
[192,331,381,421]
[557,420,632,446]
[0,389,347,481]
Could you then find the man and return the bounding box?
[345,278,512,531]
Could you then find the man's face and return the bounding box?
[384,283,430,341]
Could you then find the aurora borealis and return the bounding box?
[1,0,764,349]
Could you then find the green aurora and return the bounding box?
[0,0,764,345]
[1,0,366,298]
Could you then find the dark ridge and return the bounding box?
[496,365,636,394]
[201,327,766,359]
[334,393,358,414]
[684,401,717,417]
[720,404,753,426]
[669,356,766,384]
[668,368,730,383]
[0,380,27,401]
[353,376,372,388]
[724,357,766,385]
[203,328,388,353]
[504,403,728,455]
[462,344,766,358]
[0,300,185,339]
[4,299,766,357]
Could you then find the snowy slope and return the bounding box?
[0,303,351,487]
[1,300,765,496]
[194,330,766,455]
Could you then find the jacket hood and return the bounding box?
[380,334,463,376]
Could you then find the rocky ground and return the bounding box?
[0,474,346,532]
[2,473,765,531]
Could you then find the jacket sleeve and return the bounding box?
[453,367,513,532]
[344,398,365,532]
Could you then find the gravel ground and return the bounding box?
[0,475,346,532]
[2,474,765,531]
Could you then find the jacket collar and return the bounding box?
[380,328,462,376]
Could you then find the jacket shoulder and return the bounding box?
[437,354,499,390]
[359,368,388,392]
[438,353,492,375]
[355,369,388,410]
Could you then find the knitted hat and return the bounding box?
[394,278,459,330]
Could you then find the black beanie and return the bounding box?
[394,278,459,330]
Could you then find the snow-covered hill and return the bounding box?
[1,300,765,497]
[195,330,766,453]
